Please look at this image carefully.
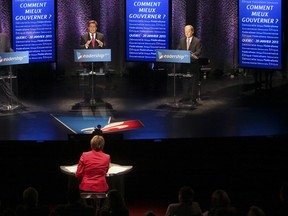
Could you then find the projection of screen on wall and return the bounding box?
[126,0,170,62]
[12,0,56,63]
[239,0,282,69]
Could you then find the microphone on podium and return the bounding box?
[190,52,199,60]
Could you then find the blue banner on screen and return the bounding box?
[12,0,56,63]
[74,49,112,62]
[156,50,191,63]
[126,0,169,62]
[0,51,29,66]
[239,0,282,69]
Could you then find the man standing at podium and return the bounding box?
[80,20,105,73]
[0,33,13,53]
[177,25,202,105]
[0,33,13,74]
[80,20,104,49]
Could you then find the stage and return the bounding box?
[0,69,288,141]
[1,69,288,215]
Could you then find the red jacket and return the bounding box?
[76,149,110,192]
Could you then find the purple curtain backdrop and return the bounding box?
[1,0,245,75]
[0,0,12,39]
[171,0,186,49]
[196,0,238,71]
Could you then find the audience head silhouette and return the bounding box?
[247,206,265,216]
[178,186,195,205]
[23,187,39,207]
[165,185,202,216]
[145,211,156,216]
[211,189,231,209]
[280,182,288,204]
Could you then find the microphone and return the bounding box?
[191,52,199,60]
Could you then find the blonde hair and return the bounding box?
[90,135,105,151]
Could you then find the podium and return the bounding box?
[0,51,29,111]
[60,163,133,176]
[60,163,132,198]
[155,49,191,108]
[74,49,111,105]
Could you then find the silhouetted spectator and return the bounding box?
[247,206,265,216]
[277,182,288,216]
[203,189,236,216]
[165,186,202,216]
[54,186,94,216]
[100,189,129,216]
[16,187,49,216]
[144,211,156,216]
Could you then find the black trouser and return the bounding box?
[181,62,200,101]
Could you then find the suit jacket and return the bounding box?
[177,36,202,60]
[165,202,202,216]
[80,32,104,49]
[76,149,110,192]
[0,33,13,52]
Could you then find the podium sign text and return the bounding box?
[156,50,191,63]
[74,49,111,62]
[0,51,29,66]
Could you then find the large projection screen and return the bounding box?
[12,0,56,63]
[126,0,170,62]
[239,0,282,69]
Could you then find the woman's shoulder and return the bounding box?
[82,150,94,157]
[100,151,110,158]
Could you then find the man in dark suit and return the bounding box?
[177,25,202,105]
[80,20,104,49]
[80,20,105,72]
[0,33,13,53]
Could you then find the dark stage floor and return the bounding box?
[1,69,288,141]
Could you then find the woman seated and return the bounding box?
[76,135,110,193]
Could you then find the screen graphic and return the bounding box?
[126,0,169,62]
[239,0,282,69]
[12,0,56,63]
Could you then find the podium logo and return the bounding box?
[157,51,165,60]
[76,51,107,60]
[76,51,84,60]
[0,55,27,64]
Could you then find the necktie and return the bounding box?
[186,38,190,50]
[91,34,95,47]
